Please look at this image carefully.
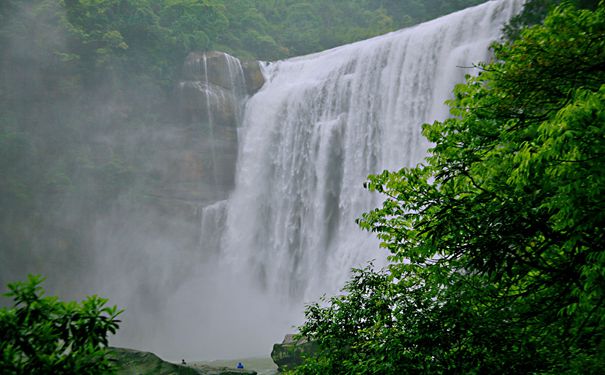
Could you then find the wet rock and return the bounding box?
[141,51,264,245]
[183,51,240,91]
[182,51,264,95]
[178,81,239,128]
[167,51,254,205]
[108,347,257,375]
[241,60,265,95]
[270,334,318,372]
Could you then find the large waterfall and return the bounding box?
[219,0,522,301]
[108,0,523,361]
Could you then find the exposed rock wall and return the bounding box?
[162,51,264,206]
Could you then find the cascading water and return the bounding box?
[221,0,523,303]
[109,0,523,360]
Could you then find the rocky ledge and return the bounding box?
[108,347,257,375]
[271,334,317,372]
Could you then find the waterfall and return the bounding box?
[108,0,523,360]
[220,0,523,302]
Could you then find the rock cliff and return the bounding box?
[164,51,264,205]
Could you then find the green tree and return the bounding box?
[505,0,600,39]
[0,275,122,374]
[294,2,605,374]
[158,0,228,52]
[294,266,545,374]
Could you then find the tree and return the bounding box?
[293,2,605,374]
[0,275,122,374]
[504,0,600,39]
[294,266,546,374]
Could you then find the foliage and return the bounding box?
[293,2,605,374]
[294,266,548,374]
[0,275,122,374]
[504,0,600,39]
[253,0,485,57]
[2,0,489,86]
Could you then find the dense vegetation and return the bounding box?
[292,2,605,374]
[0,275,121,374]
[0,0,488,290]
[505,0,600,38]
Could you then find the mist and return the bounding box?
[0,0,308,361]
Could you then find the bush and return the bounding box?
[0,275,122,374]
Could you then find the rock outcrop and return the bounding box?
[143,51,264,220]
[177,50,264,128]
[241,60,265,95]
[158,51,264,206]
[108,347,257,375]
[181,51,263,94]
[270,335,317,372]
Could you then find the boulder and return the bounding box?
[182,51,265,96]
[182,51,237,91]
[108,347,257,375]
[241,60,265,95]
[270,335,317,372]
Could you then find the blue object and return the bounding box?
[237,362,244,369]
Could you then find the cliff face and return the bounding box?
[157,51,264,207]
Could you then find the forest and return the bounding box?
[1,0,604,374]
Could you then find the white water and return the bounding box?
[111,0,523,361]
[221,0,523,303]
